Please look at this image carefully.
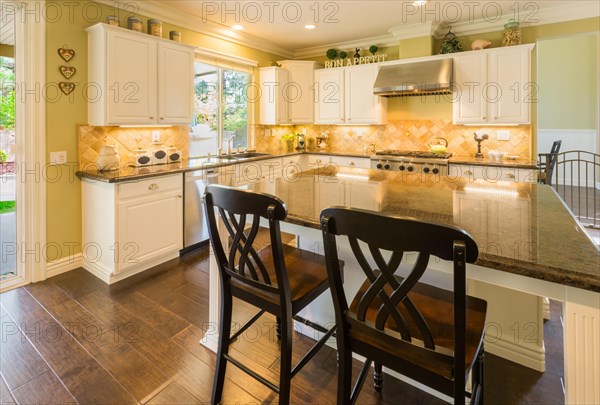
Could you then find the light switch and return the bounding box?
[152,130,161,143]
[50,151,67,165]
[497,130,510,141]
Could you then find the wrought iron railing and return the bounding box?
[540,151,600,229]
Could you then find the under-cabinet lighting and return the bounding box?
[463,124,520,127]
[119,125,173,128]
[336,173,370,181]
[464,186,519,198]
[413,0,427,6]
[304,24,316,30]
[231,24,244,30]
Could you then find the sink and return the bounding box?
[227,152,271,160]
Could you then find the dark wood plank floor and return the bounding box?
[1,246,565,404]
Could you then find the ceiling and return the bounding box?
[150,0,598,53]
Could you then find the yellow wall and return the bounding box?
[45,1,286,259]
[537,33,598,130]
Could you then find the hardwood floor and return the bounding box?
[1,246,565,404]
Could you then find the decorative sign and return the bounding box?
[59,82,76,95]
[324,54,388,68]
[59,66,76,79]
[57,47,75,62]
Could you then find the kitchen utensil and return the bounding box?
[96,144,120,171]
[428,137,448,154]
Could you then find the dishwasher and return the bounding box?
[183,168,220,252]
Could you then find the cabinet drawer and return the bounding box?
[308,155,329,167]
[118,174,182,200]
[330,156,370,168]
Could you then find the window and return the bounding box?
[190,61,250,157]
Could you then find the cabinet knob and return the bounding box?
[482,117,486,120]
[506,173,515,179]
[177,195,183,198]
[494,116,499,120]
[465,170,473,175]
[350,161,355,166]
[148,183,159,190]
[150,117,154,120]
[160,117,165,120]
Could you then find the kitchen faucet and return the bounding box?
[226,135,235,155]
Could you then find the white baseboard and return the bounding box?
[83,251,180,285]
[46,253,83,278]
[486,336,546,372]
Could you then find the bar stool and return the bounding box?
[320,208,487,405]
[538,140,562,185]
[205,185,339,405]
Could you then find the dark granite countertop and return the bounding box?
[252,167,599,292]
[76,150,371,183]
[450,156,538,169]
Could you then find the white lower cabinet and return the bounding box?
[82,174,183,283]
[448,164,538,183]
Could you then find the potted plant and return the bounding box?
[338,50,348,60]
[326,48,338,60]
[369,45,379,55]
[281,133,296,152]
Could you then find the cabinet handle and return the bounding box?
[150,117,154,120]
[349,161,355,166]
[177,195,183,198]
[465,170,473,175]
[506,173,515,179]
[482,117,486,120]
[160,117,165,120]
[148,183,159,190]
[494,116,498,120]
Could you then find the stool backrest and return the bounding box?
[205,185,289,297]
[320,208,478,375]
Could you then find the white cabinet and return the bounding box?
[315,65,387,125]
[453,44,534,125]
[259,61,320,125]
[315,68,345,124]
[448,164,539,183]
[259,67,289,125]
[86,23,195,126]
[82,174,183,283]
[329,156,370,169]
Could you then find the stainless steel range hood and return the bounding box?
[373,59,453,97]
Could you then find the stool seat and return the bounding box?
[232,244,332,315]
[348,275,487,381]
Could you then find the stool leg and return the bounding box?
[276,316,281,340]
[373,363,383,393]
[211,287,233,405]
[278,312,293,405]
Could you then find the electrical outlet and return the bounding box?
[50,151,67,165]
[497,130,511,141]
[264,129,272,137]
[152,130,161,143]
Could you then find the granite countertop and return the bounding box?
[76,150,372,183]
[450,156,538,169]
[253,167,599,292]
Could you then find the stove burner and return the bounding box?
[375,150,453,159]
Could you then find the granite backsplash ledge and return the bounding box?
[254,120,531,158]
[78,125,190,170]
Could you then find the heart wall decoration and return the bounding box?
[59,66,76,79]
[59,82,76,96]
[58,47,75,62]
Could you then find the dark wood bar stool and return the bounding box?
[320,208,487,405]
[205,185,338,405]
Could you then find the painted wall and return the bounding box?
[45,0,287,260]
[537,33,598,130]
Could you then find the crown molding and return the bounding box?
[389,21,448,41]
[293,33,399,59]
[95,0,295,59]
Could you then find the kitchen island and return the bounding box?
[203,166,599,404]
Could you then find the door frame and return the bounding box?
[1,3,46,292]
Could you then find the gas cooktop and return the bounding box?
[375,150,453,159]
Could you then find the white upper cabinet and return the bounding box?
[259,67,289,125]
[453,44,534,125]
[315,68,345,124]
[259,61,320,125]
[315,64,387,125]
[87,23,195,126]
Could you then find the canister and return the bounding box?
[502,19,522,46]
[127,17,143,32]
[106,16,119,27]
[148,19,162,37]
[170,31,182,42]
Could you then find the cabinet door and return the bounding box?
[315,69,345,124]
[285,62,315,123]
[344,64,382,124]
[488,48,531,124]
[106,30,157,125]
[347,182,381,211]
[453,54,487,124]
[158,42,194,124]
[316,180,345,214]
[330,156,370,168]
[117,191,182,272]
[259,67,289,125]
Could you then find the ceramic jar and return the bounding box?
[96,144,121,171]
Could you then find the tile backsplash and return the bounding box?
[78,125,190,170]
[254,120,532,159]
